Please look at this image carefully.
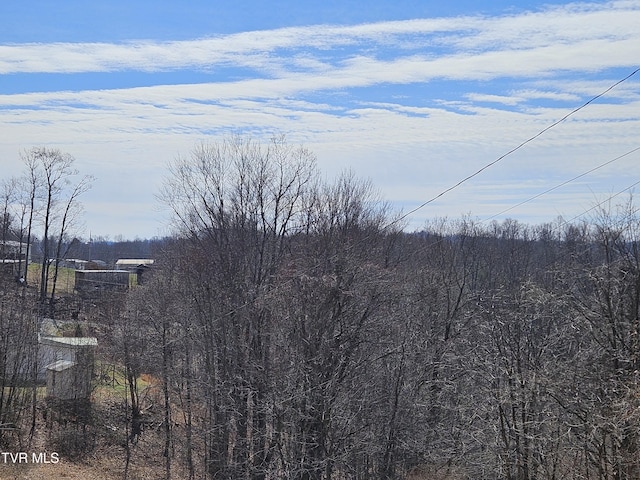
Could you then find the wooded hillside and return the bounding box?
[2,138,640,479]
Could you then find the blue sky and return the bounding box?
[1,0,639,239]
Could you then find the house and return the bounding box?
[0,240,30,263]
[0,240,31,277]
[59,258,89,270]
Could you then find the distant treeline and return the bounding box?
[66,237,168,266]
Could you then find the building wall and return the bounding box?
[46,362,92,400]
[74,269,130,293]
[39,337,97,384]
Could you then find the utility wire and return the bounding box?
[524,177,640,276]
[481,145,640,223]
[555,177,640,228]
[391,66,640,228]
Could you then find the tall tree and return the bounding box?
[20,147,92,317]
[48,173,93,313]
[564,199,640,479]
[160,135,318,479]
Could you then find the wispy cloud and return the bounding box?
[1,1,639,76]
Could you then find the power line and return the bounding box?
[481,145,640,223]
[556,177,640,228]
[523,177,640,276]
[392,66,640,228]
[401,175,640,269]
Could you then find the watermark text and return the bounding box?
[0,451,59,464]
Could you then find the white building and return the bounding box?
[38,335,97,396]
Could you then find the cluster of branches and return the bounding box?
[116,136,640,480]
[1,147,93,318]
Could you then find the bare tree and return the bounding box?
[19,147,92,317]
[20,151,42,286]
[48,173,94,315]
[159,135,318,479]
[561,198,640,479]
[1,179,15,245]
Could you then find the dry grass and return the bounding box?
[0,458,124,480]
[27,264,76,295]
[0,399,187,480]
[0,451,192,480]
[0,369,182,480]
[407,464,466,480]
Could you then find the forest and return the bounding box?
[1,138,640,479]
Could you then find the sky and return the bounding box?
[1,0,639,240]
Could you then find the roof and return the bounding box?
[39,335,98,347]
[0,240,29,247]
[75,269,130,273]
[45,360,76,372]
[115,259,155,266]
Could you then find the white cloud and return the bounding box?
[512,89,581,102]
[1,1,639,76]
[466,93,523,105]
